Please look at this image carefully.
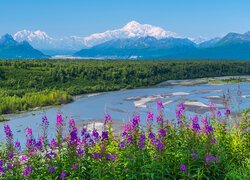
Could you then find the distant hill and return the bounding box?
[74,31,250,60]
[0,34,49,59]
[75,36,196,59]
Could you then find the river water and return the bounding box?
[1,80,250,146]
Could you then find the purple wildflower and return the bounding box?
[70,129,79,146]
[180,164,186,171]
[138,134,146,149]
[25,128,32,137]
[149,132,156,140]
[191,152,198,160]
[71,163,78,170]
[49,166,55,173]
[60,172,67,179]
[147,112,154,121]
[225,109,231,115]
[216,111,222,117]
[0,167,4,173]
[155,139,164,150]
[77,148,84,156]
[157,101,164,109]
[158,129,166,138]
[20,155,28,161]
[102,131,108,140]
[93,153,101,159]
[205,125,213,135]
[7,163,13,170]
[42,115,49,128]
[23,166,32,176]
[106,154,117,161]
[56,113,63,127]
[8,152,14,159]
[105,114,112,125]
[15,141,21,151]
[118,141,125,149]
[156,116,163,123]
[92,129,99,139]
[179,103,185,111]
[4,125,13,138]
[50,138,58,149]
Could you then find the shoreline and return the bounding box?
[1,75,250,118]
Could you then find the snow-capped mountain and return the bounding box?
[83,21,180,47]
[13,21,181,54]
[0,34,48,59]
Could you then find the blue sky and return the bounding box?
[1,0,250,38]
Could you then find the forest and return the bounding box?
[0,59,250,115]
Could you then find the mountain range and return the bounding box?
[0,34,48,59]
[1,21,250,59]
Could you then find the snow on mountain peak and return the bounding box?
[12,21,181,51]
[122,21,179,39]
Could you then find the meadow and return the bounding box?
[0,101,249,179]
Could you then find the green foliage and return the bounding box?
[0,105,249,179]
[0,59,250,115]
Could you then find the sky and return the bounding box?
[0,0,250,39]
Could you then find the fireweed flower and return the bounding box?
[156,116,163,124]
[93,153,101,159]
[158,129,166,138]
[23,166,33,176]
[147,112,154,121]
[106,154,117,161]
[77,148,84,156]
[118,141,125,149]
[8,152,14,159]
[35,139,43,151]
[216,111,222,117]
[69,129,79,146]
[149,132,156,140]
[102,131,109,140]
[205,125,213,135]
[7,163,13,170]
[154,138,164,151]
[105,113,112,125]
[60,172,67,179]
[48,166,55,173]
[4,124,14,152]
[191,152,198,160]
[180,164,186,171]
[0,167,4,173]
[205,156,219,165]
[92,129,99,139]
[201,117,208,125]
[71,163,78,170]
[4,124,13,139]
[50,138,58,149]
[46,151,56,158]
[20,155,28,162]
[157,101,164,109]
[15,141,21,152]
[138,134,146,149]
[179,103,185,111]
[56,113,63,127]
[225,109,231,115]
[25,128,33,138]
[127,135,133,144]
[192,116,200,132]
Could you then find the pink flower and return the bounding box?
[147,112,154,120]
[25,128,32,137]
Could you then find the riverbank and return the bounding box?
[2,75,250,117]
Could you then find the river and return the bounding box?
[1,78,250,146]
